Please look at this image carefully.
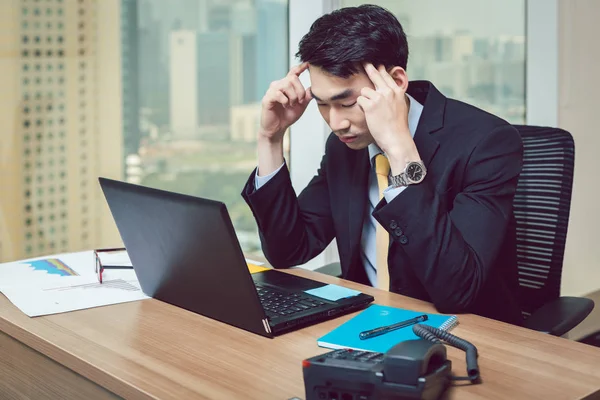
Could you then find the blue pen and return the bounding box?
[359,314,428,340]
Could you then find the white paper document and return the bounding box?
[0,250,149,317]
[0,275,149,317]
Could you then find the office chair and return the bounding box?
[511,125,593,336]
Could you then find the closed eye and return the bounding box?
[342,102,357,108]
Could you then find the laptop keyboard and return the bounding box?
[255,285,327,319]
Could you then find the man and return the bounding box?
[242,4,523,324]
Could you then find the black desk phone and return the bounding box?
[302,324,480,400]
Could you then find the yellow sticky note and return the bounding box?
[247,263,270,274]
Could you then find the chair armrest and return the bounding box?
[578,330,600,347]
[313,262,342,277]
[523,296,594,336]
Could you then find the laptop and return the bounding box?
[98,177,374,337]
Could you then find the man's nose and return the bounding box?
[329,109,350,132]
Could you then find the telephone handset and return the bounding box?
[302,324,479,400]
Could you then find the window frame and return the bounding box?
[526,0,558,127]
[288,0,341,270]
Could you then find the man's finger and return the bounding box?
[360,87,377,99]
[356,95,371,111]
[274,80,299,106]
[275,91,289,107]
[263,90,289,109]
[288,75,306,104]
[303,87,314,103]
[363,63,388,90]
[378,65,399,89]
[288,62,310,77]
[282,86,299,106]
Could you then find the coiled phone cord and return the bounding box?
[412,324,480,383]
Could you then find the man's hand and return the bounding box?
[357,63,420,174]
[259,62,313,144]
[257,63,313,176]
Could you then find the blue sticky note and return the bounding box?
[305,284,361,301]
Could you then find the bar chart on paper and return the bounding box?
[28,258,79,277]
[0,251,94,287]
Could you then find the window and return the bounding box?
[0,0,290,262]
[340,0,526,123]
[124,0,290,254]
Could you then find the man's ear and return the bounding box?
[388,66,409,91]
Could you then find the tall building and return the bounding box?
[137,1,168,126]
[169,30,200,138]
[241,35,258,104]
[231,0,258,105]
[499,36,526,61]
[197,31,231,126]
[256,0,287,100]
[231,0,256,36]
[169,29,231,138]
[230,34,257,106]
[474,38,492,60]
[452,32,474,63]
[151,0,209,56]
[230,103,261,142]
[0,0,123,262]
[434,35,454,63]
[121,0,141,161]
[209,2,231,32]
[409,36,439,69]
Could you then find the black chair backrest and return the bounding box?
[512,125,575,317]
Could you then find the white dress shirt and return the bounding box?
[254,94,424,286]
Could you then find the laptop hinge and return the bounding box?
[262,318,272,334]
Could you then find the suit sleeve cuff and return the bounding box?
[255,162,286,191]
[383,185,407,203]
[373,178,437,239]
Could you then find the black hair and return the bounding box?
[296,4,409,78]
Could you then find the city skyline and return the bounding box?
[132,0,525,255]
[0,0,527,261]
[138,1,525,133]
[134,0,291,253]
[342,0,526,37]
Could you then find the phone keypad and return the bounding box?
[324,349,384,364]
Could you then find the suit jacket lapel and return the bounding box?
[414,122,440,168]
[408,81,445,167]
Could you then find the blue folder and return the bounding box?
[317,304,458,353]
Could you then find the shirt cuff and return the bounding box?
[254,163,285,190]
[383,185,407,203]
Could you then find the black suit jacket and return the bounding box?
[242,81,524,325]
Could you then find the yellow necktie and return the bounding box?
[374,154,390,290]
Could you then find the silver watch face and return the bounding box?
[406,162,425,183]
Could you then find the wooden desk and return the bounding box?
[1,268,600,400]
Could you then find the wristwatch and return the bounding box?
[390,160,427,187]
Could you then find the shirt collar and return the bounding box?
[368,93,424,167]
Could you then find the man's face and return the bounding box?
[309,65,375,150]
